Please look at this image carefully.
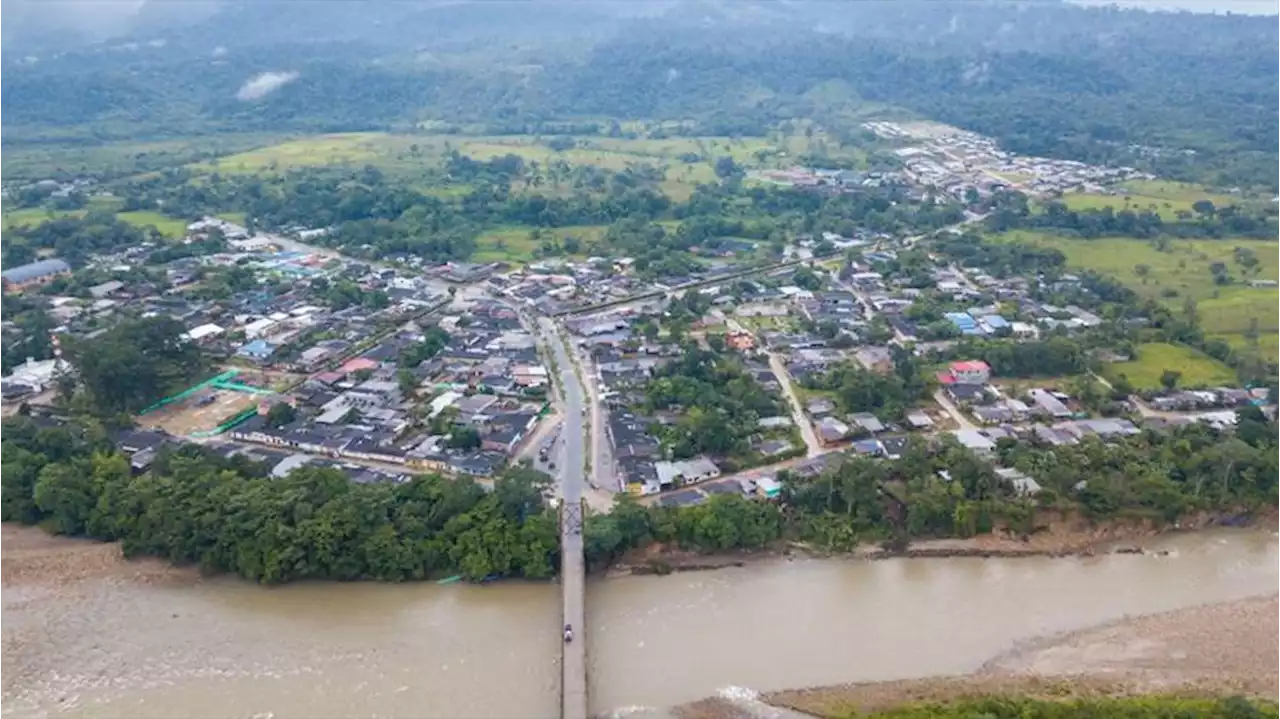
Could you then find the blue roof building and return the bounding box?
[236,339,277,361]
[945,311,986,335]
[983,315,1011,330]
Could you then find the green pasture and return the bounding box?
[995,231,1278,348]
[1102,342,1239,389]
[1056,181,1246,221]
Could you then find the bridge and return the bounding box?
[559,498,587,719]
[541,316,589,719]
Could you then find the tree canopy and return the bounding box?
[60,316,207,415]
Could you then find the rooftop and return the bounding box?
[2,258,71,283]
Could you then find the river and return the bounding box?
[2,529,1276,719]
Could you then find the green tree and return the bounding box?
[265,402,297,428]
[448,426,482,450]
[61,316,206,415]
[33,458,97,535]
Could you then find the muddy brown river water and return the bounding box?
[3,529,1276,718]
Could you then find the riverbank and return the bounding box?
[614,507,1275,575]
[675,595,1279,719]
[1,524,194,589]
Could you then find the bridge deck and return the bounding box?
[560,509,587,719]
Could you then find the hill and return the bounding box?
[2,1,1276,189]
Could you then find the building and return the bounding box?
[996,467,1041,496]
[948,360,991,384]
[817,417,851,444]
[653,457,720,490]
[88,280,126,299]
[185,323,225,343]
[905,410,934,430]
[1028,388,1071,418]
[236,339,277,361]
[1,357,68,398]
[854,346,895,375]
[2,259,71,292]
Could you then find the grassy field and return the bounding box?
[2,197,187,239]
[184,130,867,202]
[1,206,75,230]
[471,225,608,263]
[995,230,1279,357]
[1102,342,1238,389]
[1056,181,1245,221]
[191,133,422,174]
[116,211,187,238]
[1,133,287,182]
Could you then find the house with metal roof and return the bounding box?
[2,259,70,292]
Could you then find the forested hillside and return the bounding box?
[4,0,1276,188]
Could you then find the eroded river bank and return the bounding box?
[3,524,1276,718]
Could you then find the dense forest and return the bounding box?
[0,417,560,582]
[3,1,1276,188]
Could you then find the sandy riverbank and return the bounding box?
[676,595,1278,718]
[1,523,193,589]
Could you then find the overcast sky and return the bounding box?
[1070,0,1277,14]
[5,0,1276,47]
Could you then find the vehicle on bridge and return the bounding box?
[563,624,573,643]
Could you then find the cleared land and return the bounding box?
[143,389,260,436]
[1,207,74,230]
[116,210,186,238]
[1057,180,1243,221]
[471,225,608,263]
[0,133,287,182]
[996,231,1279,358]
[1102,342,1238,389]
[187,130,865,202]
[192,133,417,174]
[3,197,186,238]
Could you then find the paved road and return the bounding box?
[767,352,824,457]
[933,388,978,430]
[538,317,588,719]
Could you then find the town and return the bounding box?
[2,195,1270,517]
[535,240,1268,509]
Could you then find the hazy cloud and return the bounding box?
[236,71,299,101]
